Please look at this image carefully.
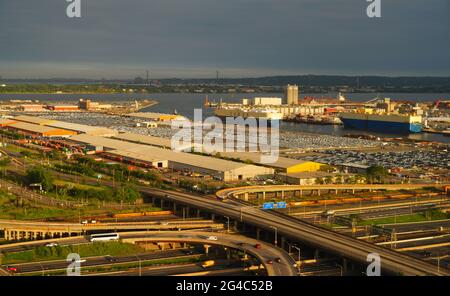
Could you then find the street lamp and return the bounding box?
[270,226,277,246]
[292,245,301,274]
[136,255,142,276]
[224,216,230,233]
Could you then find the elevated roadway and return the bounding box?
[0,219,223,240]
[217,184,450,201]
[0,231,297,276]
[141,187,449,276]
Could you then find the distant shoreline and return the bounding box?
[0,91,449,95]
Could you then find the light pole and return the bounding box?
[39,262,45,276]
[437,256,440,273]
[136,255,142,276]
[225,216,230,233]
[270,226,277,246]
[292,245,301,274]
[335,263,343,276]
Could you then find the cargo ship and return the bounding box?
[339,112,422,134]
[214,106,283,121]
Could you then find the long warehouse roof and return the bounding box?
[70,134,267,172]
[113,132,172,148]
[0,118,17,126]
[220,151,313,169]
[13,115,118,137]
[14,115,56,125]
[47,121,118,136]
[9,122,64,134]
[70,134,143,150]
[106,149,167,163]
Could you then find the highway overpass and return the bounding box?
[0,231,297,276]
[0,219,223,241]
[141,187,449,276]
[216,184,450,201]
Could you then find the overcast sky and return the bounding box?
[0,0,449,79]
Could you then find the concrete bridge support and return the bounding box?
[281,236,286,250]
[233,221,238,232]
[343,258,348,273]
[204,244,211,255]
[314,249,320,260]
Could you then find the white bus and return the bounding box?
[89,233,120,242]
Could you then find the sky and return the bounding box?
[0,0,449,79]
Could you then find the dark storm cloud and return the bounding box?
[0,0,449,78]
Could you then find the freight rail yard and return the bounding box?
[0,107,448,277]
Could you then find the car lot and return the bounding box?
[300,148,450,170]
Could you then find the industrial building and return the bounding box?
[0,118,17,127]
[220,152,327,173]
[13,115,56,126]
[46,105,79,112]
[285,84,299,105]
[5,122,77,138]
[103,149,168,169]
[337,163,370,174]
[244,97,283,106]
[113,132,173,149]
[277,171,344,185]
[19,104,45,112]
[78,99,112,111]
[69,134,274,181]
[46,121,118,137]
[12,115,118,137]
[113,132,194,151]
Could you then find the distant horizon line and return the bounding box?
[2,74,450,81]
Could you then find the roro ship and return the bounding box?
[339,112,423,134]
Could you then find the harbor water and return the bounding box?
[0,92,449,143]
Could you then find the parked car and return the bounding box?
[45,242,58,247]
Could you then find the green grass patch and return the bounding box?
[53,180,107,191]
[358,210,450,226]
[22,255,204,276]
[1,241,146,265]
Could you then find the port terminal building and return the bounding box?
[219,152,327,173]
[277,171,344,185]
[3,121,77,138]
[8,115,118,137]
[68,134,274,181]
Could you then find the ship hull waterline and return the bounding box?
[340,118,422,134]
